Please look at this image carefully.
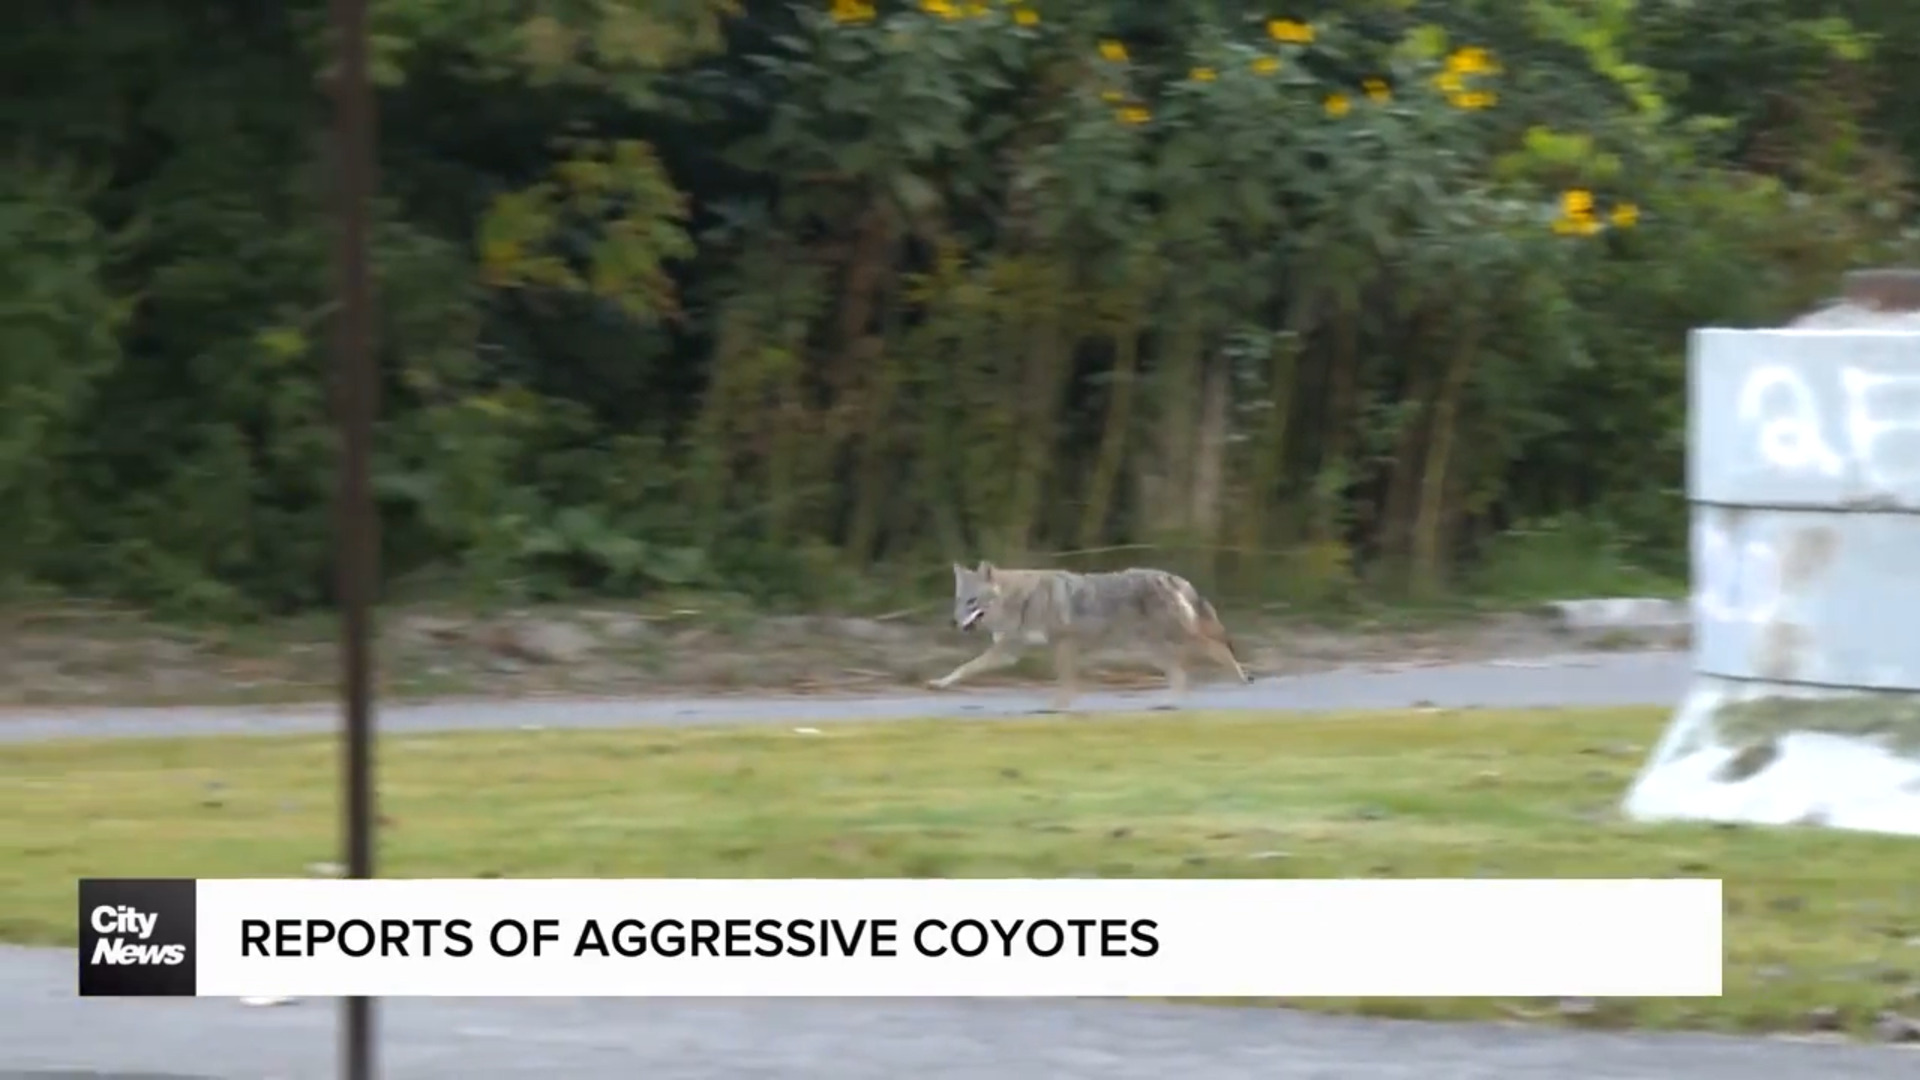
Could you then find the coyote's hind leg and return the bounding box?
[1149,647,1190,711]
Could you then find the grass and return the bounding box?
[7,707,1917,1036]
[1460,517,1687,607]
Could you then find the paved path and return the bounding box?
[13,648,1915,1079]
[7,945,1914,1080]
[0,649,1691,743]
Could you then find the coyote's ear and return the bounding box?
[977,560,996,581]
[952,562,968,580]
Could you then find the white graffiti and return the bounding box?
[1736,367,1843,476]
[1737,363,1920,487]
[1692,517,1781,626]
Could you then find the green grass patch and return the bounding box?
[6,707,1917,1035]
[1461,517,1686,606]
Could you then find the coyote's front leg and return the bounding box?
[1043,638,1080,713]
[928,640,1022,690]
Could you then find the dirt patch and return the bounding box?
[0,600,1686,709]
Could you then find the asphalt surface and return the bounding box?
[0,649,1691,743]
[5,945,1914,1080]
[11,647,1917,1078]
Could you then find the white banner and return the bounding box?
[193,878,1723,998]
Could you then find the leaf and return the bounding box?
[587,534,650,576]
[891,171,941,216]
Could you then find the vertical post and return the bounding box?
[1622,267,1920,836]
[329,0,379,1075]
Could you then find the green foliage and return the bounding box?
[3,0,1916,617]
[0,161,132,593]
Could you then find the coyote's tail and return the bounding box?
[1193,595,1242,658]
[1176,578,1251,681]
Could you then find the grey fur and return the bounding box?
[930,561,1253,711]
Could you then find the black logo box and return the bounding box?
[77,878,197,997]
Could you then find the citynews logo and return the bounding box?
[90,904,185,966]
[78,878,197,997]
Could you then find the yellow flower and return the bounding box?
[1561,189,1594,217]
[1099,39,1128,62]
[962,0,989,16]
[1324,92,1351,117]
[1251,55,1280,75]
[1550,215,1600,237]
[1449,89,1496,110]
[1012,7,1039,26]
[920,0,958,18]
[1610,202,1640,228]
[1434,69,1463,94]
[829,0,875,23]
[1363,77,1390,103]
[1100,88,1124,103]
[1267,19,1314,44]
[1117,105,1151,125]
[1446,46,1497,75]
[1190,66,1218,82]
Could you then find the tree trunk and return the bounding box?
[1377,327,1438,582]
[1313,308,1359,542]
[1235,334,1300,579]
[1188,353,1231,584]
[1077,325,1139,549]
[1410,324,1478,596]
[844,291,903,566]
[764,363,805,546]
[828,204,896,436]
[915,334,970,562]
[1003,303,1070,558]
[1135,316,1204,542]
[687,310,752,549]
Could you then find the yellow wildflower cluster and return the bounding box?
[873,0,1019,22]
[829,0,875,24]
[1089,38,1147,123]
[1553,189,1599,235]
[1267,19,1313,45]
[1323,92,1350,118]
[1552,189,1640,236]
[1362,77,1390,104]
[1252,55,1280,75]
[1434,45,1499,110]
[1190,66,1217,82]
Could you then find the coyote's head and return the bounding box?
[949,561,999,632]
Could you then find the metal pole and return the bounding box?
[329,0,379,1074]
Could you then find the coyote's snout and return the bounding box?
[930,561,1254,711]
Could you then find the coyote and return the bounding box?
[929,561,1254,711]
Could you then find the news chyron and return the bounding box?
[77,878,196,996]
